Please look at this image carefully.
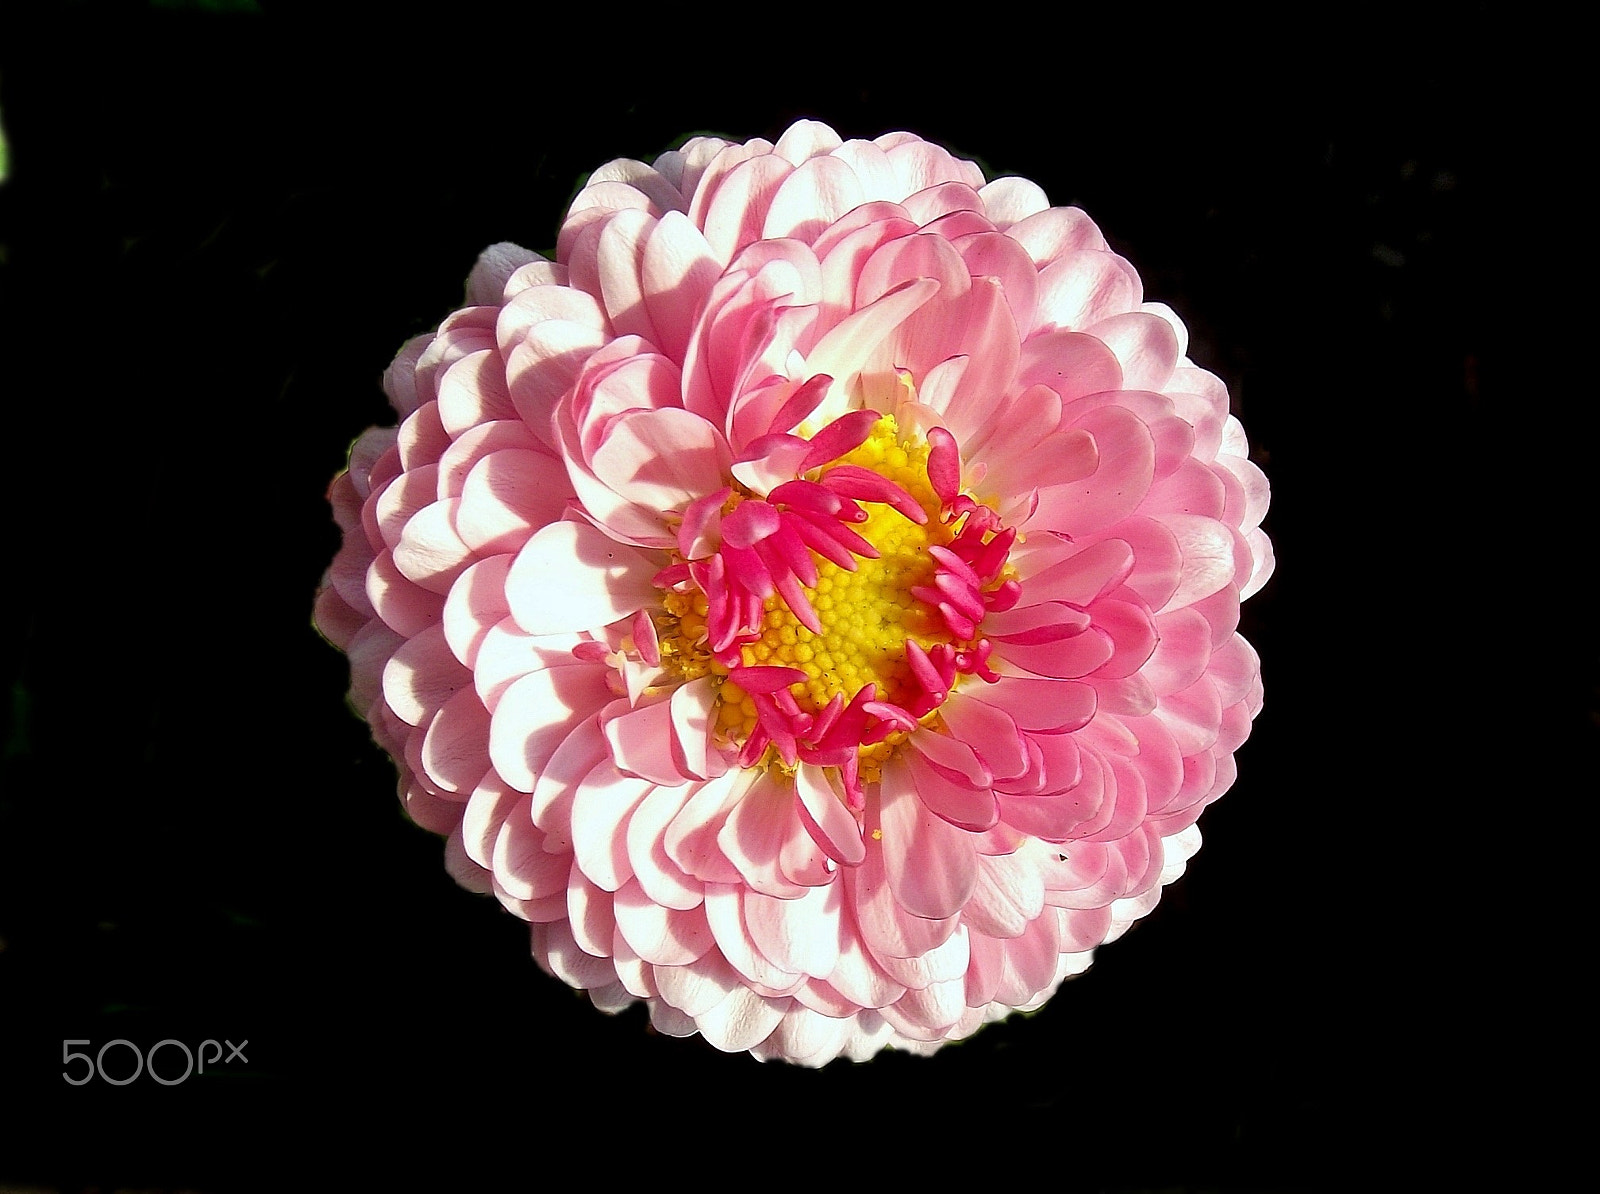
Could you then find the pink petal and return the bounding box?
[602,697,690,787]
[877,757,979,921]
[588,408,732,513]
[612,879,714,966]
[489,667,614,794]
[436,348,517,436]
[901,746,1000,834]
[743,882,843,979]
[506,521,661,635]
[624,781,703,910]
[419,687,492,794]
[938,692,1029,780]
[717,772,812,899]
[456,448,572,555]
[794,764,866,866]
[569,761,654,892]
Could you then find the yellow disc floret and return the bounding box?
[655,588,717,685]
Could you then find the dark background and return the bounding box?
[0,2,1549,1190]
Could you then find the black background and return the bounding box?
[0,3,1552,1190]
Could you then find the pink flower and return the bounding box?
[315,120,1272,1065]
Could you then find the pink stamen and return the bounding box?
[985,579,1022,612]
[810,692,845,743]
[728,665,807,694]
[934,571,988,623]
[785,508,878,562]
[842,762,865,808]
[928,545,981,588]
[904,639,948,708]
[631,608,661,667]
[798,409,882,474]
[753,538,823,633]
[859,700,916,742]
[719,545,772,599]
[768,479,864,522]
[767,373,834,436]
[955,639,1000,683]
[934,602,978,640]
[678,487,730,559]
[768,520,819,589]
[753,698,799,767]
[721,500,782,549]
[652,561,691,588]
[967,526,1016,583]
[571,640,610,663]
[738,725,770,768]
[925,426,962,505]
[820,466,929,525]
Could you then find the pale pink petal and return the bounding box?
[1154,513,1239,611]
[611,879,713,966]
[382,624,467,726]
[703,884,803,991]
[437,420,545,498]
[393,497,475,594]
[846,828,961,961]
[878,757,979,921]
[462,773,524,871]
[365,549,444,639]
[664,770,752,885]
[773,119,844,165]
[1036,249,1139,330]
[1086,310,1181,391]
[901,746,1000,834]
[977,175,1051,227]
[763,154,865,244]
[456,449,573,555]
[938,692,1029,780]
[794,764,865,866]
[1008,204,1108,268]
[436,349,517,436]
[505,521,661,636]
[654,949,742,1017]
[441,554,513,669]
[419,687,492,794]
[569,762,653,892]
[588,408,731,511]
[696,985,789,1054]
[603,697,690,788]
[1031,405,1156,537]
[964,849,1048,939]
[744,882,843,979]
[529,713,611,849]
[640,211,723,363]
[702,153,794,263]
[491,797,567,902]
[717,771,812,900]
[506,320,609,452]
[624,781,703,911]
[489,667,614,794]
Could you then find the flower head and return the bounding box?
[315,121,1272,1064]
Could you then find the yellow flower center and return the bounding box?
[650,414,1012,785]
[730,418,960,771]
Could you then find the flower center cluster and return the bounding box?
[652,412,1020,799]
[734,421,948,718]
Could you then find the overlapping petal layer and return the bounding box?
[316,121,1271,1064]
